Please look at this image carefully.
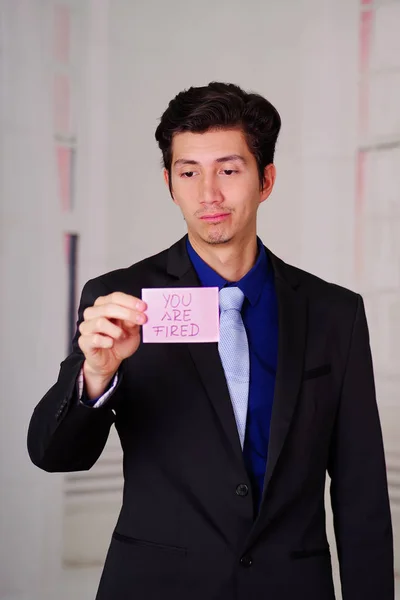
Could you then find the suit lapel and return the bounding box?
[166,237,245,468]
[243,250,308,545]
[263,268,308,496]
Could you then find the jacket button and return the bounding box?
[236,483,249,497]
[240,555,253,568]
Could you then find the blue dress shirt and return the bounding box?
[186,238,279,512]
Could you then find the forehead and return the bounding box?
[171,128,252,162]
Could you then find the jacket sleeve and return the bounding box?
[328,294,394,599]
[27,276,125,472]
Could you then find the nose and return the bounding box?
[200,174,223,205]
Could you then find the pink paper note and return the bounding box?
[141,287,219,343]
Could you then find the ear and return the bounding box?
[260,164,276,204]
[163,168,169,188]
[163,169,177,202]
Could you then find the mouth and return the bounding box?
[200,213,230,223]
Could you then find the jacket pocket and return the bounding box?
[291,547,331,559]
[112,531,187,556]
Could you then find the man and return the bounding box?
[27,82,394,599]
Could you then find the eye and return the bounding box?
[181,171,195,178]
[221,169,237,176]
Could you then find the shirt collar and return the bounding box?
[186,237,269,307]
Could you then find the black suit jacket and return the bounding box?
[27,236,394,600]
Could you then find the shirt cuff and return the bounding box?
[78,367,119,408]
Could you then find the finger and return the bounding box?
[79,316,129,339]
[123,318,144,329]
[78,333,114,353]
[124,312,147,326]
[83,304,145,325]
[94,292,147,312]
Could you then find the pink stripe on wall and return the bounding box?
[355,150,366,279]
[358,10,373,136]
[56,145,71,212]
[54,4,70,64]
[359,10,373,72]
[355,2,374,281]
[54,74,70,135]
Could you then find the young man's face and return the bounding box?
[164,128,275,247]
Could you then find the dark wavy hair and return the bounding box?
[155,81,281,191]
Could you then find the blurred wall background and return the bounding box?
[1,0,399,598]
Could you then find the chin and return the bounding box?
[204,231,234,245]
[190,223,235,246]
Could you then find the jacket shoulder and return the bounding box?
[282,261,363,344]
[292,263,358,301]
[278,258,361,321]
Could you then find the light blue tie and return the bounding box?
[218,287,250,448]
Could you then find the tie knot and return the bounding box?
[219,286,245,312]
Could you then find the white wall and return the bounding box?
[1,0,398,599]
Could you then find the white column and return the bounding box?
[0,1,65,599]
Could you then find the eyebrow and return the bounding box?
[173,154,247,168]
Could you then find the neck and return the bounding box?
[188,233,259,282]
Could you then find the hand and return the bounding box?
[78,292,147,397]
